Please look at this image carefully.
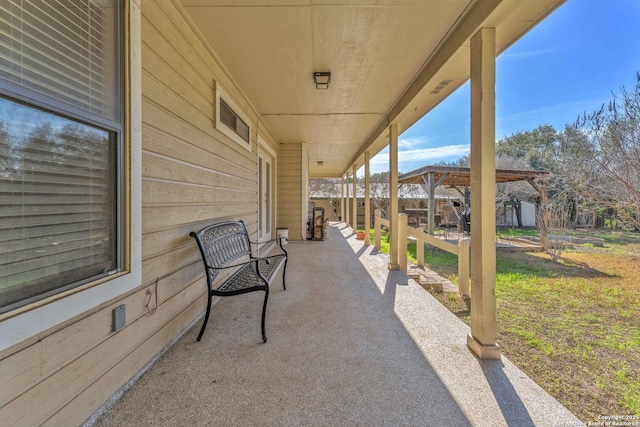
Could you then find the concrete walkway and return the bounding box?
[92,222,579,426]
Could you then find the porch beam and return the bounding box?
[389,123,400,270]
[364,151,371,246]
[346,0,503,169]
[467,26,501,360]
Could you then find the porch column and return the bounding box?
[352,165,358,230]
[364,151,371,246]
[467,26,501,360]
[341,175,345,222]
[427,172,436,235]
[389,123,399,270]
[345,172,350,227]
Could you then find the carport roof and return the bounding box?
[399,165,549,187]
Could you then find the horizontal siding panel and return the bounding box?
[142,37,211,117]
[141,244,202,287]
[142,204,256,233]
[40,289,152,377]
[46,293,206,427]
[142,152,253,192]
[0,342,41,408]
[142,99,256,171]
[279,182,302,191]
[143,126,253,181]
[0,278,204,426]
[142,72,213,139]
[143,2,214,90]
[142,180,255,206]
[279,161,302,168]
[142,225,197,261]
[155,263,203,305]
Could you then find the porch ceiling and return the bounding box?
[180,0,565,177]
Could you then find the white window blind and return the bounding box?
[0,0,122,313]
[0,0,120,124]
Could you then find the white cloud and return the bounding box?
[398,136,428,149]
[500,47,557,59]
[371,144,469,172]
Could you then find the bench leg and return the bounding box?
[261,287,269,343]
[282,257,288,291]
[197,293,213,341]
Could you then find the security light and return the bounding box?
[313,72,331,89]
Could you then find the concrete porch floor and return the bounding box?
[92,222,579,426]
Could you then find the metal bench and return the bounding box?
[190,221,288,343]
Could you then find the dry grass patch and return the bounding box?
[424,231,640,422]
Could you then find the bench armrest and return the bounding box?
[249,237,288,245]
[248,237,288,255]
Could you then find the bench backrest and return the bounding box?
[190,221,252,281]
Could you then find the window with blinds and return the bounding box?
[220,99,250,143]
[0,0,123,313]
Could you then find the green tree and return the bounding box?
[496,124,560,172]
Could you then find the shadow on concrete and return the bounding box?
[93,222,577,426]
[480,360,536,427]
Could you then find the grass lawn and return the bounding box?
[377,228,640,421]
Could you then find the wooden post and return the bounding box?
[345,172,350,228]
[467,26,501,360]
[427,172,436,235]
[458,237,470,297]
[389,123,399,270]
[417,238,424,267]
[374,209,381,250]
[352,164,358,230]
[364,151,371,246]
[398,212,407,273]
[341,175,345,222]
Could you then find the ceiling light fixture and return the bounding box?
[313,72,331,90]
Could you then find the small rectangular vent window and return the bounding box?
[220,99,250,143]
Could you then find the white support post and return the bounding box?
[374,209,381,250]
[427,172,436,235]
[467,26,501,360]
[389,123,399,270]
[341,175,345,223]
[364,151,371,246]
[352,165,358,231]
[398,213,407,273]
[345,172,350,228]
[458,237,470,297]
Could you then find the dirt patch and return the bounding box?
[423,235,640,421]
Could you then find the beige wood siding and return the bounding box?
[277,143,307,240]
[0,1,282,425]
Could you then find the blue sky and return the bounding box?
[367,0,640,175]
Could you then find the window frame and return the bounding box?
[258,136,276,243]
[214,81,252,151]
[0,0,142,352]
